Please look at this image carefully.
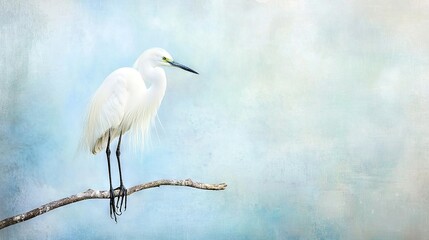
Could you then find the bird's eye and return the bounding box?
[162,56,167,61]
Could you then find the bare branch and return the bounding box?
[0,179,227,230]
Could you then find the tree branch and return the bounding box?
[0,179,227,230]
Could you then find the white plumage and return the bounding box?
[83,48,189,154]
[81,48,198,221]
[83,66,159,154]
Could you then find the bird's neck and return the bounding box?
[135,59,167,107]
[147,69,167,108]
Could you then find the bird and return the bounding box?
[82,48,198,221]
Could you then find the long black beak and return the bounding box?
[169,61,199,74]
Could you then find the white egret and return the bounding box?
[82,48,198,221]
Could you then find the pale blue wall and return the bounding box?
[1,0,429,239]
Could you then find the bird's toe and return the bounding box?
[109,188,118,222]
[115,185,127,214]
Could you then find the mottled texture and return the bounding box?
[1,0,429,239]
[0,179,226,230]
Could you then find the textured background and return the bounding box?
[1,0,429,239]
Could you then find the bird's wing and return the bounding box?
[83,68,143,154]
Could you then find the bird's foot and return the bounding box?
[114,184,127,214]
[109,187,118,222]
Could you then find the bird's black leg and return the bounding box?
[106,130,117,222]
[115,130,127,214]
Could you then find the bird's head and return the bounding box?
[143,48,198,74]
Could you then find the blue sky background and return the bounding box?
[1,0,429,239]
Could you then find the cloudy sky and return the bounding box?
[1,0,429,239]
